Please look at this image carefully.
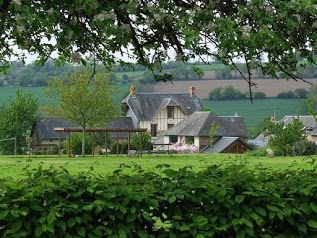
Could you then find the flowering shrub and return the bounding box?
[170,139,198,153]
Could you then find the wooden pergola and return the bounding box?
[54,127,148,157]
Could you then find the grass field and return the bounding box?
[0,86,303,128]
[0,154,315,180]
[203,98,303,128]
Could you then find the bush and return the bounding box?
[63,132,92,155]
[277,90,297,99]
[131,133,153,151]
[1,163,317,237]
[208,86,246,100]
[254,91,266,99]
[292,140,317,156]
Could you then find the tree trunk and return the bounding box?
[82,127,86,157]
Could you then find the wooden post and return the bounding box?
[140,132,143,157]
[68,131,71,157]
[116,132,119,156]
[92,132,95,157]
[105,132,108,157]
[58,131,61,158]
[128,132,130,152]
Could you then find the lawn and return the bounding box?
[0,154,315,180]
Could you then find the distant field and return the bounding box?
[0,85,130,106]
[0,154,315,180]
[154,79,315,99]
[203,98,304,127]
[0,86,48,106]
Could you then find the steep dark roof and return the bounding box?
[122,92,203,120]
[278,115,317,136]
[164,112,249,137]
[31,117,77,140]
[108,117,135,139]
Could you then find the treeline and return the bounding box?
[209,86,309,100]
[1,60,317,87]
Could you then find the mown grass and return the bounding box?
[0,154,315,180]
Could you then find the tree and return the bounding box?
[294,88,308,99]
[265,118,307,156]
[131,133,153,151]
[0,1,315,90]
[44,68,120,157]
[254,91,266,99]
[0,90,38,154]
[277,91,297,99]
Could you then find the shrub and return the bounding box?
[63,132,92,155]
[254,91,266,99]
[131,133,152,151]
[1,163,317,237]
[292,140,317,156]
[277,90,297,99]
[208,86,246,100]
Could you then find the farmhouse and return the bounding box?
[278,115,317,142]
[163,111,250,153]
[122,85,203,140]
[30,116,77,146]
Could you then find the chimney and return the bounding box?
[189,86,195,97]
[130,84,136,97]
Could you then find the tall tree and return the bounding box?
[0,90,38,154]
[43,68,119,156]
[265,118,307,156]
[0,0,315,91]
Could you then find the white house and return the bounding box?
[121,85,203,140]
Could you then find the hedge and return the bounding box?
[0,161,317,237]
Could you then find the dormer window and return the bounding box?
[167,106,174,118]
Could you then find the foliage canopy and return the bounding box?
[0,0,316,89]
[43,68,120,156]
[265,117,307,156]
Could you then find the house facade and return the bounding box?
[122,85,203,140]
[163,111,249,153]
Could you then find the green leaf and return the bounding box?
[126,213,137,223]
[47,211,55,224]
[196,233,205,238]
[307,220,317,228]
[297,223,307,233]
[311,202,317,213]
[118,228,127,238]
[0,210,8,219]
[77,226,86,237]
[10,220,22,233]
[169,195,177,203]
[235,195,245,204]
[255,207,266,216]
[193,215,208,226]
[67,218,76,228]
[57,220,66,231]
[236,230,245,238]
[179,225,190,231]
[35,225,43,237]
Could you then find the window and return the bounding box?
[167,106,174,118]
[170,135,178,143]
[186,136,194,144]
[151,124,157,137]
[167,123,174,129]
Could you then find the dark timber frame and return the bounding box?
[54,128,148,157]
